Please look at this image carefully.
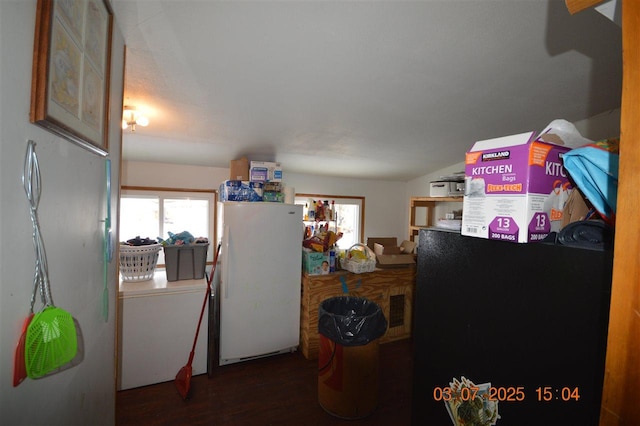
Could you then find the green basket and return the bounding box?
[25,306,78,379]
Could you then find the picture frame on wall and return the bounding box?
[30,0,113,156]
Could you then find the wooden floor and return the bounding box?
[116,339,413,425]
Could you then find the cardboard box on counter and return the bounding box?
[229,158,249,181]
[461,131,572,243]
[367,237,416,268]
[219,180,263,202]
[302,250,330,275]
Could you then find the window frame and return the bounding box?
[295,193,365,247]
[120,185,218,267]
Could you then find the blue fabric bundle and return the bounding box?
[562,138,619,224]
[158,231,195,245]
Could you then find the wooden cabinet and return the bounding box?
[408,196,462,242]
[300,267,416,360]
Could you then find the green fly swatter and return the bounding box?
[23,141,77,379]
[25,307,77,378]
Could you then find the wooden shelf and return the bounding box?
[408,196,463,242]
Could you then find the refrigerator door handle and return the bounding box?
[223,225,230,299]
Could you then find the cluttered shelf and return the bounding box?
[408,196,463,242]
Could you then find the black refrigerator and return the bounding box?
[412,228,613,426]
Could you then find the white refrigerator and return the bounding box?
[215,201,303,366]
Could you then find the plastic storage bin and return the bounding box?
[317,296,388,419]
[163,243,209,281]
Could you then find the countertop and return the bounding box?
[119,269,208,297]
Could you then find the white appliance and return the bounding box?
[216,201,302,366]
[117,271,208,390]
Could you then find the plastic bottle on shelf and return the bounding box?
[316,200,324,221]
[331,200,335,220]
[309,201,316,220]
[329,245,336,272]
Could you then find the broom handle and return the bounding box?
[188,243,221,363]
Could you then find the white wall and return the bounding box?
[123,110,622,248]
[122,161,408,244]
[0,2,124,424]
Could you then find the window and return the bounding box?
[295,194,364,250]
[119,187,216,265]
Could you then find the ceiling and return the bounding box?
[111,0,622,182]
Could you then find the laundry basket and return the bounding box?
[119,243,162,282]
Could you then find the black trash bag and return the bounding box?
[318,296,387,346]
[557,220,614,251]
[542,219,614,251]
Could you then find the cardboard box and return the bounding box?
[367,238,415,267]
[302,250,330,275]
[461,131,572,243]
[250,161,283,182]
[229,158,249,181]
[219,180,263,202]
[400,239,417,254]
[367,237,398,252]
[373,243,402,255]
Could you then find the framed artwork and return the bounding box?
[30,0,113,156]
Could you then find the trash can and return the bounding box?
[317,296,388,419]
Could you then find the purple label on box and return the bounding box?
[528,212,551,242]
[465,141,571,197]
[527,146,570,194]
[466,145,529,195]
[489,216,519,242]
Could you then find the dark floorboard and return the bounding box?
[116,339,413,425]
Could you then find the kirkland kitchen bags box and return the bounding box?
[461,131,572,243]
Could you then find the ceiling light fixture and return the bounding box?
[122,106,149,131]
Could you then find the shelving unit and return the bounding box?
[303,201,338,235]
[408,196,463,242]
[303,219,337,233]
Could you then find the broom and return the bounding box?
[175,243,221,399]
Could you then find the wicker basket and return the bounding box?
[340,243,377,274]
[119,243,162,282]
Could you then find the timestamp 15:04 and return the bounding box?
[432,386,580,402]
[536,386,581,402]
